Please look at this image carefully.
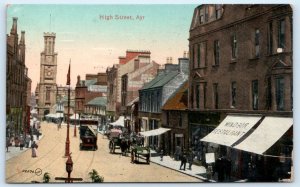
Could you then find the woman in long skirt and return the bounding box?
[31,141,38,157]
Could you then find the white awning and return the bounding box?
[109,116,125,127]
[70,113,79,120]
[140,127,171,137]
[201,115,262,147]
[30,109,37,114]
[234,117,293,155]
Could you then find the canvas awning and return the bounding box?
[70,113,79,120]
[201,115,262,147]
[140,127,171,137]
[109,116,125,127]
[233,117,293,155]
[30,109,37,114]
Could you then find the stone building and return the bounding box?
[189,4,292,181]
[161,81,189,156]
[138,57,189,149]
[36,32,58,120]
[6,17,31,137]
[84,96,107,125]
[106,64,119,122]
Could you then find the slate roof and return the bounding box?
[141,71,178,90]
[80,79,97,86]
[162,81,188,111]
[86,97,107,106]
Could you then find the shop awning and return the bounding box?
[109,116,125,127]
[233,117,293,155]
[70,113,79,120]
[201,115,262,147]
[140,127,170,137]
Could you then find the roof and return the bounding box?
[86,97,107,106]
[162,81,188,110]
[80,79,97,86]
[126,97,139,106]
[141,71,178,90]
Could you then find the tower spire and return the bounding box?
[10,17,18,34]
[20,31,25,45]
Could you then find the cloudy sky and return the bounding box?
[6,4,196,90]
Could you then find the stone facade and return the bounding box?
[36,32,58,119]
[6,17,31,137]
[189,4,293,180]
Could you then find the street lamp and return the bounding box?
[66,153,73,183]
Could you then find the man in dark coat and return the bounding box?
[179,149,187,170]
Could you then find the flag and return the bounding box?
[67,61,71,85]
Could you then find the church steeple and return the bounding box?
[10,17,18,35]
[19,31,25,63]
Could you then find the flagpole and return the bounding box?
[65,60,71,157]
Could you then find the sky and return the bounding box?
[6,4,197,91]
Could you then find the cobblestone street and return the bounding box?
[6,122,203,183]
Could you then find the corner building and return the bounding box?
[188,5,292,181]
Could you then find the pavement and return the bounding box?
[149,150,216,182]
[5,134,44,161]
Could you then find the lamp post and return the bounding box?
[73,98,77,137]
[65,62,71,157]
[66,154,73,183]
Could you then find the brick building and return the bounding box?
[189,4,292,181]
[6,17,32,137]
[75,73,107,119]
[106,50,155,122]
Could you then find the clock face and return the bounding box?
[45,66,53,77]
[47,71,52,76]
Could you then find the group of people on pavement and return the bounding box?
[179,148,195,171]
[6,121,41,158]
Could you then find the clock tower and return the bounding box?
[37,32,58,119]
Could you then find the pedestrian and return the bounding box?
[179,149,187,170]
[19,136,25,150]
[25,134,31,148]
[6,137,10,152]
[37,130,40,140]
[160,149,164,161]
[174,146,181,161]
[31,141,38,158]
[187,148,194,170]
[215,155,226,182]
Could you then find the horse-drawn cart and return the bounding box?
[108,129,132,156]
[131,145,150,164]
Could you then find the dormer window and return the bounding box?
[216,5,222,19]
